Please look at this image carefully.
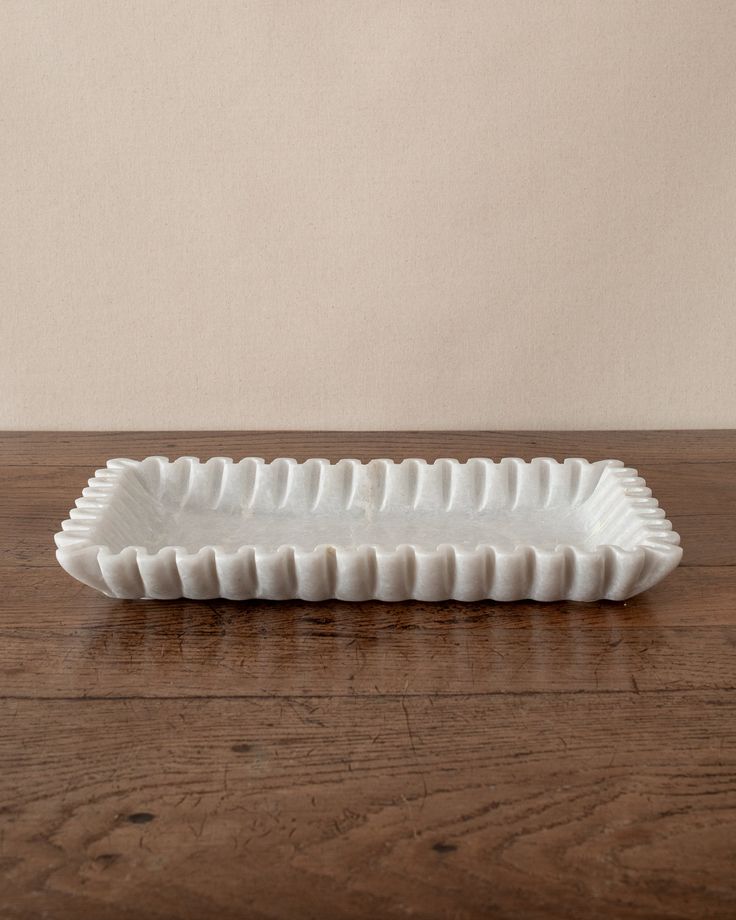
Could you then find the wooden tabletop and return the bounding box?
[1,431,735,920]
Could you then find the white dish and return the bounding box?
[55,457,682,602]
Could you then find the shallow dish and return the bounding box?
[55,457,682,601]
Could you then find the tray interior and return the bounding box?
[84,457,662,554]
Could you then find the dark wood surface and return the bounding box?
[1,432,734,920]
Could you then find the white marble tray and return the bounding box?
[55,457,681,601]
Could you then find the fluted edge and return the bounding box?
[54,457,682,601]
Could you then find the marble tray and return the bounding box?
[54,457,682,601]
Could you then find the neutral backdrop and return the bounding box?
[2,0,735,430]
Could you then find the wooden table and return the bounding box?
[1,432,735,919]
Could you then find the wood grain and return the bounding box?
[2,429,735,465]
[0,432,734,919]
[2,696,735,920]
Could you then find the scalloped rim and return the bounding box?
[54,457,682,602]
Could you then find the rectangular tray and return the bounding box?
[55,457,681,601]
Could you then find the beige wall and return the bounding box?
[2,1,735,430]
